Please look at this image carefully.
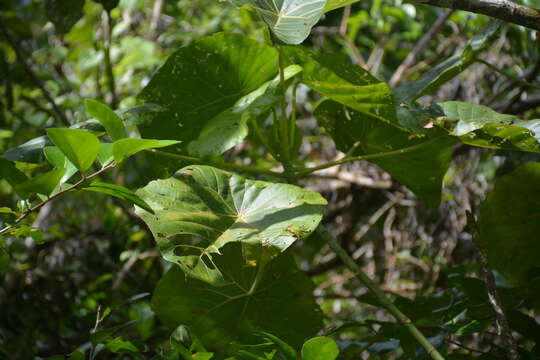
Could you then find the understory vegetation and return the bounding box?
[1,0,540,359]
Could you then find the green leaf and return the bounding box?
[285,47,399,130]
[15,168,66,196]
[231,0,326,45]
[323,0,359,12]
[43,146,78,184]
[45,0,85,34]
[97,143,114,166]
[4,136,50,164]
[83,182,154,214]
[315,100,455,207]
[94,0,120,11]
[255,332,297,360]
[188,65,302,156]
[301,337,339,360]
[479,162,540,285]
[112,138,180,164]
[137,33,278,144]
[46,128,100,172]
[152,242,323,352]
[435,102,540,153]
[135,165,326,285]
[104,337,139,353]
[85,99,127,141]
[0,158,29,198]
[395,21,502,102]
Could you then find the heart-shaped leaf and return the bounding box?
[135,165,326,286]
[152,242,323,352]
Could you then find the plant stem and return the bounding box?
[317,226,446,360]
[466,212,520,360]
[103,9,118,108]
[277,45,292,171]
[0,162,116,235]
[148,150,285,178]
[296,136,441,177]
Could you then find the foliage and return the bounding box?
[1,0,540,359]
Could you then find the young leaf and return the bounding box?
[152,243,323,352]
[15,168,67,196]
[85,99,127,141]
[235,0,327,45]
[112,138,180,164]
[43,146,78,184]
[46,128,100,172]
[479,162,540,285]
[0,158,29,198]
[135,165,327,286]
[138,33,278,144]
[301,337,339,360]
[82,182,154,214]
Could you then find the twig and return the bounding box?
[0,162,116,235]
[0,17,69,126]
[317,226,446,360]
[466,211,520,360]
[410,0,540,31]
[477,58,540,91]
[390,10,454,87]
[150,0,164,39]
[295,136,443,177]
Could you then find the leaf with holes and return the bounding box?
[135,165,326,286]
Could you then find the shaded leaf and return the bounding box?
[43,146,78,184]
[97,143,114,166]
[135,165,326,285]
[152,242,323,352]
[255,332,297,360]
[4,136,50,164]
[0,157,29,198]
[85,99,127,141]
[138,33,278,144]
[46,128,100,172]
[15,168,66,196]
[315,100,454,207]
[45,0,84,34]
[301,337,339,360]
[395,21,501,102]
[112,138,180,164]
[83,182,154,214]
[94,0,120,11]
[479,162,540,284]
[188,65,302,156]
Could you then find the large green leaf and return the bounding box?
[315,100,455,207]
[46,128,100,172]
[285,47,399,130]
[138,33,278,144]
[230,0,326,45]
[85,99,127,141]
[479,162,540,285]
[437,101,540,153]
[135,165,326,286]
[152,242,323,352]
[188,65,302,156]
[395,21,501,102]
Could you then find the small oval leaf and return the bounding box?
[46,128,100,172]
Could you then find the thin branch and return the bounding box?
[317,226,446,360]
[0,162,116,236]
[477,58,540,91]
[390,9,454,87]
[296,136,442,177]
[466,211,520,360]
[103,10,118,108]
[0,17,69,125]
[410,0,540,31]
